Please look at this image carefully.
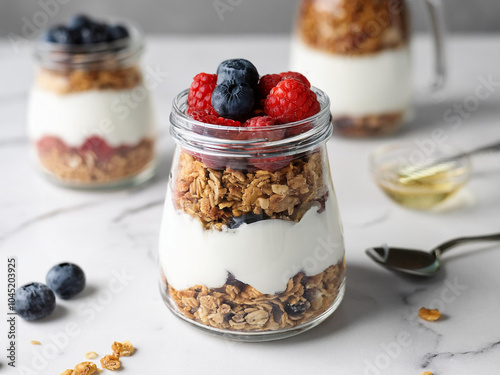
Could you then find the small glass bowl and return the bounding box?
[370,143,472,210]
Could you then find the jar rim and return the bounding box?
[34,17,144,70]
[169,87,333,159]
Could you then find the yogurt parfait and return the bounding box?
[290,0,412,136]
[159,59,345,341]
[27,15,156,188]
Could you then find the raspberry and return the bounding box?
[243,115,275,128]
[80,136,114,160]
[264,78,320,124]
[251,155,293,172]
[190,110,241,127]
[187,73,218,115]
[279,71,311,88]
[240,116,284,142]
[37,136,68,154]
[257,72,310,104]
[256,74,281,101]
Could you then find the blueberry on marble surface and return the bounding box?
[46,263,86,300]
[14,283,56,321]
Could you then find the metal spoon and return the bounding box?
[365,233,500,277]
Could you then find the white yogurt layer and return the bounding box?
[159,189,344,295]
[290,37,412,117]
[27,87,156,147]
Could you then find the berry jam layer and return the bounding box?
[165,260,345,332]
[36,136,154,183]
[174,151,328,230]
[333,112,405,137]
[36,66,142,95]
[296,0,409,56]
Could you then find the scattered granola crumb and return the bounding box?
[111,340,135,357]
[422,371,433,375]
[419,307,441,321]
[61,361,97,375]
[74,362,98,375]
[85,351,98,360]
[100,354,121,370]
[30,340,41,345]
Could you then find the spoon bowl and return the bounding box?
[365,233,500,277]
[366,246,440,277]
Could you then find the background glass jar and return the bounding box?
[290,0,446,137]
[27,19,156,188]
[159,88,346,341]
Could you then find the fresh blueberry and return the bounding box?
[284,301,310,317]
[107,24,130,41]
[46,263,86,300]
[211,80,255,120]
[69,14,93,30]
[216,59,259,89]
[14,283,56,321]
[45,25,78,44]
[80,23,108,44]
[227,212,266,229]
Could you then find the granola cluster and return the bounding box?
[60,362,97,375]
[296,0,409,55]
[174,151,328,230]
[99,340,135,371]
[333,112,404,137]
[59,340,134,374]
[167,260,344,331]
[37,139,154,184]
[418,307,441,322]
[37,66,142,95]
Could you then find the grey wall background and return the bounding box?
[1,0,499,38]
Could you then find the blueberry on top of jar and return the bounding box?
[211,80,255,120]
[44,14,130,45]
[216,59,259,89]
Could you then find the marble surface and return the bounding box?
[1,35,499,374]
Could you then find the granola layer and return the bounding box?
[167,260,345,331]
[36,66,142,95]
[296,0,409,55]
[333,112,404,137]
[174,151,328,230]
[37,138,154,183]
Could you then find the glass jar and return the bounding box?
[159,88,346,341]
[290,0,446,137]
[27,19,156,188]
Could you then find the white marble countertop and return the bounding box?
[1,35,499,375]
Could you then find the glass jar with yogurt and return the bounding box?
[27,16,156,188]
[290,0,446,137]
[159,87,345,341]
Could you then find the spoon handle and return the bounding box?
[433,233,500,257]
